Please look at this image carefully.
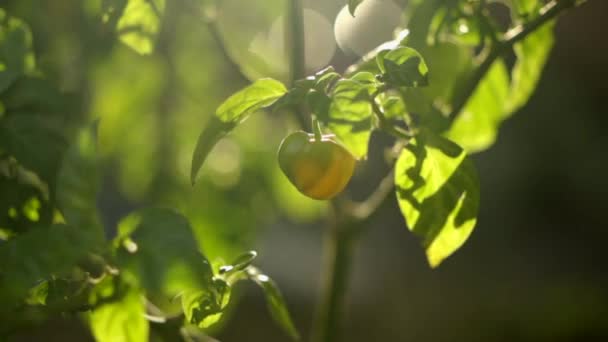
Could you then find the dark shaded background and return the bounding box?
[5,0,608,341]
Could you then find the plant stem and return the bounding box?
[449,0,584,120]
[312,214,356,342]
[287,0,305,84]
[286,0,310,131]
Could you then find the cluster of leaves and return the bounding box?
[0,5,298,341]
[0,0,570,339]
[193,0,558,267]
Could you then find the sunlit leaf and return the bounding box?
[0,9,36,93]
[247,267,299,340]
[380,95,407,120]
[114,208,215,311]
[181,277,231,328]
[216,78,287,124]
[445,59,510,153]
[395,131,479,267]
[116,0,165,55]
[56,124,104,242]
[376,47,429,87]
[0,224,96,305]
[507,21,555,113]
[325,79,373,159]
[89,288,148,342]
[191,78,287,184]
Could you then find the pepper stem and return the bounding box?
[312,116,323,141]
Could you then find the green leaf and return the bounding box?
[89,288,148,342]
[116,0,165,55]
[377,47,429,87]
[114,208,215,308]
[507,21,554,113]
[247,267,299,340]
[216,78,287,124]
[510,0,542,21]
[191,78,287,184]
[395,131,479,267]
[0,113,67,182]
[348,0,365,16]
[0,76,69,115]
[325,79,373,159]
[56,124,104,242]
[445,59,510,153]
[181,277,231,328]
[0,224,97,305]
[379,95,407,120]
[0,9,36,93]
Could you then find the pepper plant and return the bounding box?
[0,0,591,341]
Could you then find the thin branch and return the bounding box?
[448,0,585,121]
[350,169,396,221]
[181,0,250,85]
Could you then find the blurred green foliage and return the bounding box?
[0,0,601,341]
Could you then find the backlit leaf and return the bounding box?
[325,79,373,159]
[395,131,479,267]
[114,208,215,307]
[191,78,287,184]
[507,21,555,113]
[376,47,429,87]
[116,0,165,55]
[89,288,148,342]
[445,59,510,153]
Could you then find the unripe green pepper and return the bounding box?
[278,131,356,200]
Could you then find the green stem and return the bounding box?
[287,0,305,84]
[449,0,584,120]
[312,216,356,342]
[286,0,310,131]
[312,117,323,141]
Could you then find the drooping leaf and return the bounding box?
[395,131,479,267]
[116,0,165,55]
[0,9,36,94]
[325,79,373,159]
[89,288,148,342]
[191,78,287,184]
[247,267,300,340]
[114,208,215,308]
[348,0,365,16]
[0,224,97,305]
[445,59,510,153]
[507,21,555,113]
[56,124,104,242]
[181,277,231,328]
[376,47,429,87]
[215,78,288,124]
